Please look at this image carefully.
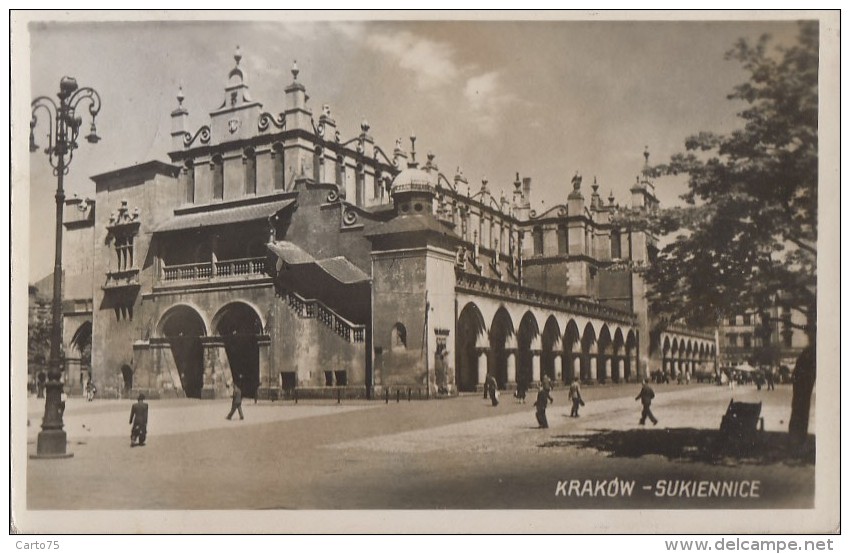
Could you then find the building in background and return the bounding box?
[50,49,716,399]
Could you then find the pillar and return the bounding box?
[506,351,516,384]
[553,353,562,383]
[589,356,597,381]
[573,357,581,380]
[617,359,625,382]
[477,349,488,386]
[531,351,541,383]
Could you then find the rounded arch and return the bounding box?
[563,319,582,384]
[157,304,208,399]
[391,322,408,351]
[212,301,264,336]
[625,329,638,381]
[597,324,613,382]
[157,303,208,338]
[580,322,598,381]
[611,327,625,383]
[489,307,516,389]
[455,302,488,392]
[541,316,561,383]
[515,311,540,387]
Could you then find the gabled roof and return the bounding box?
[267,241,369,284]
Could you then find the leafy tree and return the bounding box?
[644,22,818,442]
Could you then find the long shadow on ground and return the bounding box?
[541,428,815,467]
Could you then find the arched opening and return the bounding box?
[662,336,672,375]
[489,307,515,389]
[612,328,625,383]
[597,325,613,383]
[158,305,207,399]
[121,363,133,393]
[391,322,407,351]
[455,303,486,392]
[214,302,263,400]
[580,323,597,382]
[563,320,581,384]
[514,311,538,387]
[541,316,561,383]
[623,331,637,381]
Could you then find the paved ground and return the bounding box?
[24,382,814,512]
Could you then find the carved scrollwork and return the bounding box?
[258,112,286,132]
[343,209,358,226]
[183,125,211,148]
[326,190,339,203]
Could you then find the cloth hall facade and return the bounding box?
[58,50,717,399]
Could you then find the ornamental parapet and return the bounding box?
[455,269,636,326]
[663,322,716,341]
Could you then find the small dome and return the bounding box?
[390,166,435,195]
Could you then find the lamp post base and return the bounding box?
[31,429,73,459]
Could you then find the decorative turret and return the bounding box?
[390,135,436,215]
[170,85,189,151]
[590,176,602,210]
[631,145,660,210]
[284,59,311,131]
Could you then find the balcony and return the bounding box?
[160,256,268,285]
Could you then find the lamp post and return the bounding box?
[29,76,101,458]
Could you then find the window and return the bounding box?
[728,316,737,326]
[244,148,257,195]
[115,235,134,270]
[324,371,335,386]
[211,155,224,200]
[334,370,347,386]
[183,161,195,204]
[742,333,752,349]
[391,323,407,351]
[783,331,793,348]
[742,313,751,325]
[610,229,621,259]
[726,333,738,347]
[532,226,544,256]
[280,371,296,390]
[272,143,285,191]
[557,225,568,255]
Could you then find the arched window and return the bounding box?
[211,155,224,200]
[391,323,407,351]
[244,148,257,195]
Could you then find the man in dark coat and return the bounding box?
[635,378,658,425]
[534,381,554,428]
[486,374,499,407]
[226,385,244,420]
[129,393,149,446]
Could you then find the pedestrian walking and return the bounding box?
[514,379,528,404]
[534,381,554,428]
[766,368,775,391]
[226,385,244,420]
[36,370,46,399]
[486,374,499,407]
[635,378,658,426]
[129,393,149,447]
[569,378,583,417]
[85,380,97,402]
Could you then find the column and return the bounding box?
[573,357,581,381]
[553,353,563,383]
[530,336,542,383]
[506,351,517,384]
[589,350,598,381]
[617,359,625,382]
[477,349,488,386]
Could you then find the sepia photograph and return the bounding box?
[10,10,840,535]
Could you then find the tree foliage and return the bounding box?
[645,22,818,331]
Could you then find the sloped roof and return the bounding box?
[364,214,459,238]
[315,257,370,284]
[267,241,369,284]
[155,199,295,232]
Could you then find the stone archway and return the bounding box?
[213,302,263,399]
[158,305,207,399]
[489,307,515,389]
[455,303,487,392]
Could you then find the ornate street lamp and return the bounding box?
[29,76,101,458]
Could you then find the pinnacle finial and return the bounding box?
[409,134,417,162]
[177,85,185,108]
[572,171,582,191]
[592,176,599,193]
[608,190,615,204]
[481,177,488,190]
[644,145,650,165]
[234,45,242,66]
[291,60,299,80]
[361,117,370,134]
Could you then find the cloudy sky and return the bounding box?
[22,15,804,282]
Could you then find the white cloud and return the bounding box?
[463,71,517,135]
[365,31,461,89]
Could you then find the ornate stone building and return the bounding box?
[58,49,717,399]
